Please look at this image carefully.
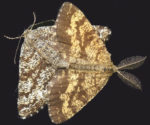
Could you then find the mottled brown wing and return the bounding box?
[47,2,114,124]
[18,39,56,119]
[47,69,113,124]
[55,2,112,66]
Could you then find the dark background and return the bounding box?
[0,0,149,125]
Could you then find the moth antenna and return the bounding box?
[117,70,142,91]
[114,56,146,90]
[29,12,37,30]
[4,33,24,64]
[28,19,55,30]
[117,56,147,70]
[14,37,22,64]
[4,35,22,40]
[33,19,55,26]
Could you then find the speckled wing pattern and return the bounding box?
[18,27,56,119]
[47,2,114,124]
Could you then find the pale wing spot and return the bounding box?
[18,96,29,105]
[20,43,33,60]
[61,95,74,119]
[85,40,100,63]
[20,52,41,73]
[18,78,33,93]
[32,68,40,79]
[64,70,79,93]
[66,28,74,36]
[19,107,29,116]
[70,40,81,58]
[79,21,93,46]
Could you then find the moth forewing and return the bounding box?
[18,26,67,119]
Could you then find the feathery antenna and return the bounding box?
[117,70,142,90]
[117,56,147,70]
[115,56,146,90]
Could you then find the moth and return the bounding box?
[6,2,146,124]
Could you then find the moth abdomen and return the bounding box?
[69,63,114,72]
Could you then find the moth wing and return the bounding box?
[55,2,113,66]
[47,69,112,124]
[18,35,56,118]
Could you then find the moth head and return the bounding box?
[22,29,35,42]
[23,29,33,38]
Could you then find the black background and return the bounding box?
[0,0,149,125]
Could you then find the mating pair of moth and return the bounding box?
[6,2,146,124]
